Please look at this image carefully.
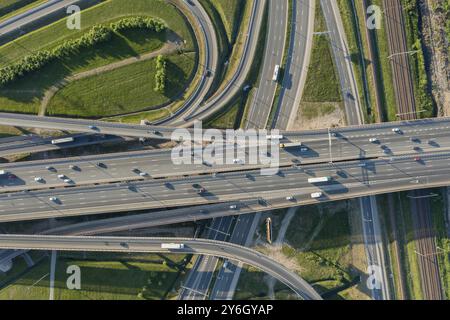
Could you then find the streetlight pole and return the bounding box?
[328,128,333,164]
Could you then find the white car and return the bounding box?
[392,128,401,133]
[139,172,149,177]
[311,192,323,199]
[229,205,238,210]
[49,197,58,202]
[57,174,66,179]
[34,177,43,182]
[286,196,294,201]
[233,159,243,164]
[63,179,72,184]
[369,137,379,143]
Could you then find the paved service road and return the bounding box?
[0,234,322,300]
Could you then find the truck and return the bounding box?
[51,137,74,145]
[161,243,184,250]
[279,142,302,148]
[308,176,331,184]
[272,64,280,81]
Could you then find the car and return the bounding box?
[96,162,107,168]
[120,242,129,248]
[49,197,60,203]
[132,168,141,174]
[139,172,149,177]
[392,128,401,133]
[192,183,206,194]
[286,196,295,201]
[34,177,44,183]
[311,192,323,199]
[413,146,422,152]
[205,70,212,77]
[57,174,66,179]
[88,125,98,131]
[233,159,244,164]
[410,137,421,143]
[46,166,57,172]
[369,137,379,143]
[69,165,80,171]
[414,156,421,162]
[229,205,238,210]
[199,209,207,214]
[63,178,72,184]
[330,132,337,137]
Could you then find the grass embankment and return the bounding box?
[0,0,195,115]
[0,252,190,300]
[297,4,343,122]
[46,53,195,118]
[336,0,374,123]
[209,0,243,45]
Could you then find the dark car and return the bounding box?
[96,162,107,168]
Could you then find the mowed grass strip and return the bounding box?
[0,0,194,65]
[46,53,195,118]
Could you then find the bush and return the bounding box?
[0,17,166,87]
[154,54,166,93]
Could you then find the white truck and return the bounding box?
[161,243,184,250]
[272,64,280,81]
[308,176,331,184]
[279,142,302,148]
[51,137,74,145]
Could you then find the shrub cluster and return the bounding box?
[154,54,166,93]
[0,17,166,86]
[111,17,165,33]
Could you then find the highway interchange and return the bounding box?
[0,0,445,301]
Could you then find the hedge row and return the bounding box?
[0,17,166,87]
[154,54,166,93]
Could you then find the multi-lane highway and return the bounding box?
[4,150,450,222]
[0,0,85,43]
[245,0,287,129]
[0,234,322,300]
[0,133,131,157]
[272,0,315,130]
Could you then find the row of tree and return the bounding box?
[0,17,166,87]
[154,54,166,93]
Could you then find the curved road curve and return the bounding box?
[0,234,322,300]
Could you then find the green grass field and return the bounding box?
[0,252,189,300]
[46,53,195,118]
[301,5,341,103]
[284,205,354,291]
[0,0,194,65]
[0,0,198,116]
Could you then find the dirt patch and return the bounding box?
[290,102,346,130]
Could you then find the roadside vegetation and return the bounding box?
[0,0,197,116]
[401,0,435,118]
